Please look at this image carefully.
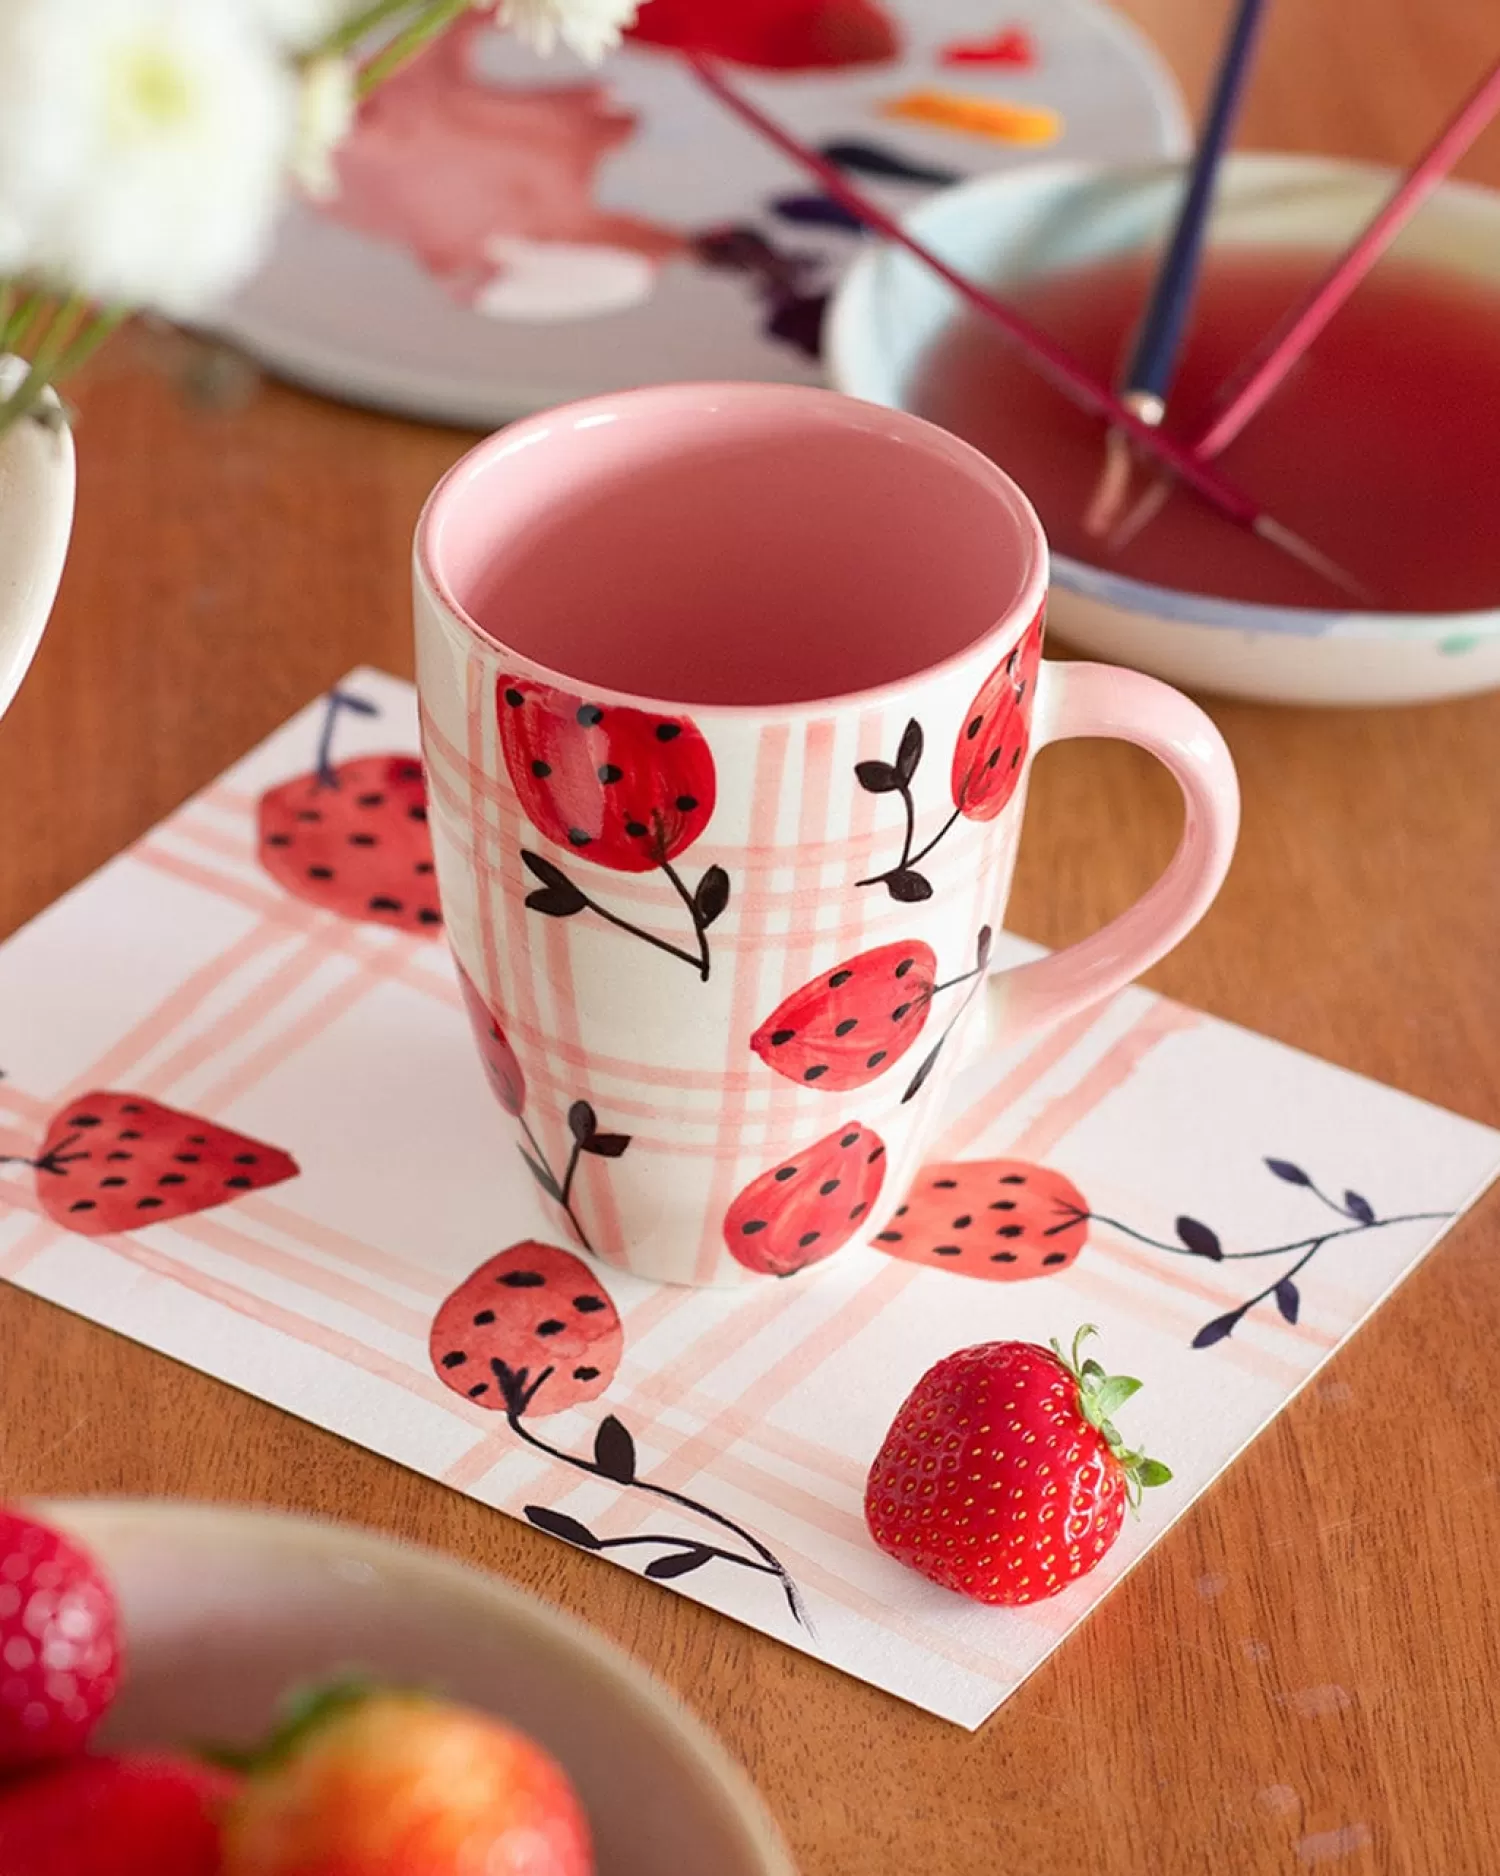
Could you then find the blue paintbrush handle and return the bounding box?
[1125,0,1270,408]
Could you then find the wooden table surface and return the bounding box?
[4,4,1500,1871]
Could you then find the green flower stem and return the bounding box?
[0,301,128,437]
[317,0,430,56]
[357,0,471,94]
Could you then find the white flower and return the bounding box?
[494,0,640,63]
[248,0,369,52]
[293,54,356,198]
[0,0,297,315]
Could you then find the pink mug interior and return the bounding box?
[419,382,1045,708]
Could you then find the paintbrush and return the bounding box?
[687,51,1365,601]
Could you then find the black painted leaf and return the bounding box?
[855,760,901,794]
[1275,1279,1300,1323]
[975,924,993,970]
[819,139,960,187]
[896,719,924,783]
[1175,1216,1224,1260]
[525,1506,603,1550]
[886,869,933,903]
[694,865,731,928]
[901,1042,943,1105]
[644,1547,714,1581]
[526,883,588,918]
[1192,1310,1241,1349]
[771,192,864,232]
[1265,1157,1311,1186]
[582,1132,631,1159]
[568,1100,598,1144]
[519,1149,562,1202]
[593,1415,637,1484]
[1344,1189,1375,1224]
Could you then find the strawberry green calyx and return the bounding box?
[1050,1324,1173,1512]
[208,1676,384,1774]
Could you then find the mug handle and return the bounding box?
[985,661,1240,1040]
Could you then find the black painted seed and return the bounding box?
[358,792,385,808]
[850,1202,868,1219]
[297,809,321,823]
[398,762,422,781]
[536,1319,566,1336]
[771,1028,795,1046]
[742,1220,767,1235]
[567,828,592,847]
[573,1366,600,1381]
[69,1200,96,1213]
[1010,748,1021,768]
[442,1351,466,1368]
[70,1114,100,1127]
[174,1153,199,1164]
[625,820,648,838]
[467,1383,489,1398]
[531,759,552,778]
[499,1271,544,1287]
[986,749,1002,770]
[655,722,681,741]
[1043,1252,1068,1266]
[416,861,434,875]
[840,1132,860,1148]
[267,833,291,847]
[966,715,984,740]
[895,1204,908,1217]
[892,1002,912,1021]
[369,895,402,912]
[933,1178,958,1189]
[598,764,622,783]
[798,1231,820,1248]
[875,1230,901,1243]
[996,1224,1023,1239]
[835,1018,858,1036]
[349,832,377,846]
[868,1145,885,1161]
[409,803,427,821]
[573,1295,606,1313]
[308,865,335,880]
[819,1179,840,1196]
[504,687,525,706]
[866,1050,887,1068]
[418,909,442,925]
[952,1214,973,1228]
[225,1176,253,1190]
[137,1196,163,1209]
[991,1252,1017,1263]
[895,957,915,978]
[189,1135,207,1144]
[804,1065,828,1082]
[830,969,853,988]
[100,1177,126,1188]
[119,1131,143,1141]
[934,1245,961,1257]
[675,795,698,812]
[773,1166,797,1182]
[577,704,604,727]
[473,1309,496,1325]
[121,1104,142,1114]
[107,1151,131,1163]
[989,1200,1016,1211]
[1000,1174,1026,1184]
[234,1153,257,1165]
[158,1174,186,1187]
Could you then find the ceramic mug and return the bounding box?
[415,383,1238,1287]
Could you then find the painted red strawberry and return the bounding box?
[0,1508,120,1768]
[950,607,1044,823]
[0,1753,241,1876]
[455,963,527,1117]
[751,941,937,1090]
[431,1242,622,1418]
[873,1157,1088,1280]
[3,1092,299,1237]
[630,0,899,70]
[497,678,715,875]
[221,1687,591,1876]
[865,1326,1170,1605]
[258,690,441,936]
[724,1122,887,1276]
[941,25,1037,67]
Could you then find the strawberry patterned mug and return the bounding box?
[415,384,1239,1287]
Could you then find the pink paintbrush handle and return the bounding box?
[1193,55,1500,459]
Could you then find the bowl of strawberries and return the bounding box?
[0,1500,795,1876]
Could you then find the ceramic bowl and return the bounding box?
[40,1499,795,1876]
[827,152,1500,707]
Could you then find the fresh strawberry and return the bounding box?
[865,1326,1170,1605]
[431,1242,622,1417]
[257,690,442,937]
[220,1686,593,1876]
[873,1157,1089,1280]
[7,1092,298,1237]
[497,677,716,875]
[723,1121,887,1276]
[751,941,938,1090]
[0,1753,238,1875]
[0,1508,120,1767]
[950,607,1043,823]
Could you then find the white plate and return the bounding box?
[211,0,1185,425]
[42,1499,795,1876]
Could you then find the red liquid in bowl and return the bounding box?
[909,247,1500,613]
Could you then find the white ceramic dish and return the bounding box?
[211,0,1185,426]
[41,1500,796,1876]
[827,152,1500,707]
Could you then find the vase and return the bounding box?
[0,356,76,723]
